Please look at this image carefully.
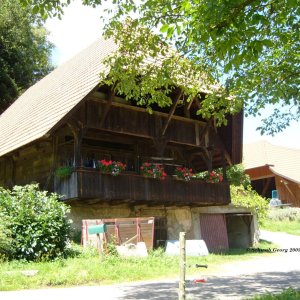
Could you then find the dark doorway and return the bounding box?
[226,214,252,248]
[154,217,167,248]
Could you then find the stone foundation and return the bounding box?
[68,201,258,248]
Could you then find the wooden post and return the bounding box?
[179,232,186,300]
[96,233,103,259]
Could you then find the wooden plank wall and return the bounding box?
[56,169,231,205]
[276,176,300,207]
[86,101,201,146]
[0,143,53,189]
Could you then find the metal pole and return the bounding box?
[179,232,186,300]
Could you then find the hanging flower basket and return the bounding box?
[140,162,167,180]
[55,166,73,179]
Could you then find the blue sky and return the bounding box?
[46,0,299,150]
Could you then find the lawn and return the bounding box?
[0,240,275,291]
[262,219,300,236]
[249,288,300,300]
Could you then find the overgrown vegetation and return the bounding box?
[0,184,71,261]
[262,208,300,236]
[0,240,275,291]
[226,164,251,188]
[231,185,269,225]
[0,212,12,260]
[224,164,268,225]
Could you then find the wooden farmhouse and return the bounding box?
[244,141,300,207]
[0,38,257,251]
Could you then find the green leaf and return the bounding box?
[160,24,169,33]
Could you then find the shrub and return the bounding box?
[0,211,12,260]
[226,164,251,187]
[0,184,72,261]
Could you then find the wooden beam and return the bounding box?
[195,123,200,146]
[88,96,206,126]
[199,119,213,146]
[44,136,58,190]
[99,87,115,128]
[184,101,191,118]
[221,149,227,181]
[187,97,195,111]
[282,182,297,201]
[67,121,83,167]
[153,137,168,157]
[210,129,233,166]
[162,90,183,136]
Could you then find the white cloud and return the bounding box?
[46,0,105,65]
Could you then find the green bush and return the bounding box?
[0,184,72,261]
[230,185,269,225]
[226,164,251,187]
[267,207,300,221]
[0,211,12,260]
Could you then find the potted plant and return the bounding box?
[55,166,73,178]
[140,162,167,180]
[98,159,126,176]
[174,167,193,181]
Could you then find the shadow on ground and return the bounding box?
[121,271,300,300]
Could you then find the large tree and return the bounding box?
[0,0,53,113]
[18,0,299,134]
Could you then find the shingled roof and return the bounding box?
[243,141,300,184]
[0,37,117,157]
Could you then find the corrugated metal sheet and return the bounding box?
[200,214,229,251]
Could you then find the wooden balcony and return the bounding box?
[54,168,231,206]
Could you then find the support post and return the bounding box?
[179,232,186,300]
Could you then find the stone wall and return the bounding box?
[68,201,258,248]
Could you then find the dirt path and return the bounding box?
[1,230,300,300]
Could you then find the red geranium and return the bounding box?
[140,162,167,179]
[98,159,126,176]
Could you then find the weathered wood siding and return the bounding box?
[0,143,53,189]
[55,168,231,205]
[86,101,202,146]
[245,166,274,180]
[275,175,300,207]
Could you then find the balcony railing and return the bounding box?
[54,168,231,206]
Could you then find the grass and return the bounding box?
[262,219,300,236]
[248,288,300,299]
[0,240,276,291]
